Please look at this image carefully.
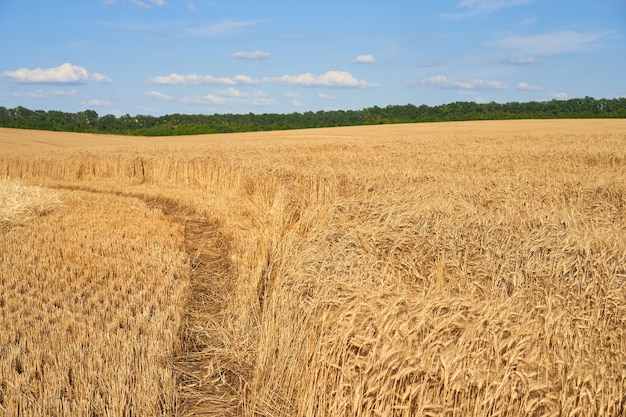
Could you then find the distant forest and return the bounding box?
[1,96,625,136]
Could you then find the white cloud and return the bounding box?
[212,88,265,98]
[131,0,164,8]
[187,89,275,106]
[443,0,532,19]
[283,92,305,106]
[550,92,569,100]
[232,50,271,60]
[146,73,259,86]
[84,99,112,106]
[263,71,377,88]
[92,73,113,83]
[131,0,150,9]
[187,1,197,11]
[10,89,79,99]
[186,20,260,37]
[2,63,111,84]
[352,54,378,64]
[145,88,276,106]
[144,90,175,100]
[11,91,47,99]
[233,75,260,85]
[50,89,79,97]
[318,93,337,100]
[419,75,507,89]
[458,90,486,102]
[490,30,611,55]
[517,81,542,91]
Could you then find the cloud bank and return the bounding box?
[146,71,376,89]
[145,88,275,106]
[263,71,377,88]
[11,89,79,99]
[146,73,259,85]
[420,75,507,89]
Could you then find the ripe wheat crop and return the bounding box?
[0,119,625,416]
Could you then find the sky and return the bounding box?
[0,0,625,117]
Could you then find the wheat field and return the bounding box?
[1,119,625,416]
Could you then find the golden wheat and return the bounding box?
[0,119,624,416]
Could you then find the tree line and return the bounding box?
[1,96,624,136]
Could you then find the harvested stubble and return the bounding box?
[1,119,625,416]
[0,187,189,416]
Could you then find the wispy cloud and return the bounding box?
[419,75,507,89]
[11,91,47,99]
[130,0,165,9]
[144,90,175,100]
[502,57,538,65]
[517,81,542,91]
[83,98,113,106]
[92,73,112,83]
[263,71,377,88]
[550,92,569,100]
[318,93,337,100]
[145,73,259,86]
[3,63,111,84]
[185,20,260,37]
[11,89,80,99]
[416,60,443,69]
[457,90,485,103]
[283,92,305,107]
[443,0,532,19]
[50,89,80,97]
[489,30,612,55]
[232,50,270,60]
[351,54,378,64]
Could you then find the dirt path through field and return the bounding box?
[152,198,242,417]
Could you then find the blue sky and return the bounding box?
[1,0,624,116]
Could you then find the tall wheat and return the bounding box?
[0,120,624,416]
